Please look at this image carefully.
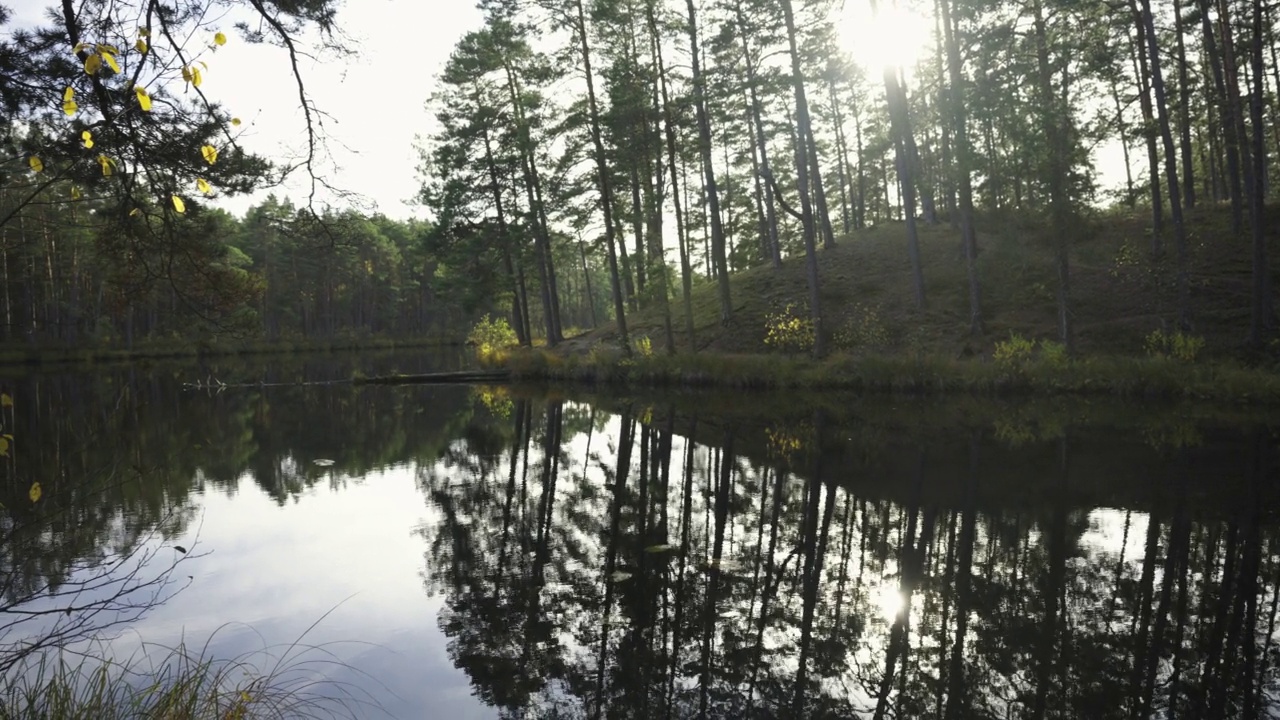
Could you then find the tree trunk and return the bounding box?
[571,0,630,352]
[1247,0,1274,344]
[1138,0,1192,329]
[1173,0,1197,208]
[939,0,984,335]
[779,0,826,356]
[648,1,697,350]
[685,0,733,323]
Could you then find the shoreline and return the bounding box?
[496,347,1280,404]
[0,337,462,368]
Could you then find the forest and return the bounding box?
[1,0,1276,358]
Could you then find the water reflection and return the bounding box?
[0,358,1277,718]
[419,399,1280,719]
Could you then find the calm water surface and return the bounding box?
[1,351,1277,719]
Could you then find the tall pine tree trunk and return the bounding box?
[779,0,826,355]
[685,0,733,323]
[939,0,984,335]
[571,0,630,351]
[1139,0,1192,328]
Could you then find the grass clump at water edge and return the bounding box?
[0,627,383,720]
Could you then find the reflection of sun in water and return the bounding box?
[838,0,934,78]
[874,582,907,622]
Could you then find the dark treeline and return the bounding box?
[419,0,1278,352]
[3,0,1276,353]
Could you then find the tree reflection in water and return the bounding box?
[417,399,1280,719]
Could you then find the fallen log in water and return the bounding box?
[184,370,509,391]
[354,370,510,385]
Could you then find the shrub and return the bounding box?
[468,315,518,362]
[764,303,815,355]
[634,335,653,358]
[1144,328,1205,363]
[993,332,1036,367]
[833,303,889,351]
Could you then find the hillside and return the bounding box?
[567,205,1280,360]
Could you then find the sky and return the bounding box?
[7,0,1123,221]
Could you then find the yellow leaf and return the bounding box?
[0,393,11,407]
[28,156,43,173]
[138,28,150,37]
[28,482,41,504]
[0,437,8,457]
[135,86,151,112]
[129,208,142,217]
[73,42,91,54]
[190,67,203,88]
[71,186,82,199]
[196,178,212,195]
[81,130,93,149]
[98,43,120,55]
[63,99,78,116]
[201,145,218,165]
[135,38,148,54]
[101,51,120,74]
[171,195,186,213]
[84,53,101,75]
[214,32,227,46]
[63,86,74,102]
[231,117,242,127]
[181,66,192,83]
[97,154,116,176]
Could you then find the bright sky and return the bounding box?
[7,0,482,219]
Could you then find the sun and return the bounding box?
[838,0,934,79]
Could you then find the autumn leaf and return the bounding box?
[28,156,43,173]
[196,178,212,195]
[62,86,78,116]
[0,437,8,457]
[101,51,120,74]
[71,186,82,200]
[135,38,148,53]
[214,31,227,46]
[201,145,218,165]
[0,393,12,407]
[190,66,203,87]
[28,482,41,504]
[135,86,152,112]
[83,53,102,75]
[97,154,116,176]
[171,195,186,213]
[231,117,242,127]
[129,208,142,217]
[81,130,93,149]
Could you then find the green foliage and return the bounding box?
[994,333,1069,372]
[763,303,815,355]
[468,315,518,362]
[633,335,653,358]
[1145,328,1205,363]
[833,304,889,352]
[993,332,1037,367]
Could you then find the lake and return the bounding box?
[0,350,1277,718]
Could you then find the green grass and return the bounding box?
[499,346,1280,403]
[562,203,1280,361]
[517,204,1280,398]
[0,635,377,720]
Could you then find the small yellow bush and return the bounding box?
[468,315,518,362]
[764,303,815,355]
[1144,328,1204,363]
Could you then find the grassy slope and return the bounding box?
[567,204,1280,361]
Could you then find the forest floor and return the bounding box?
[502,204,1280,401]
[561,204,1280,360]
